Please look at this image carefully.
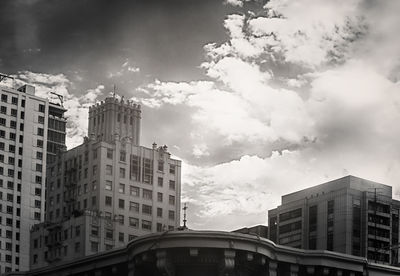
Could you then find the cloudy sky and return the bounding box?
[1,0,400,230]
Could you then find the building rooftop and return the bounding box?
[282,175,392,205]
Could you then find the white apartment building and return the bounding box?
[0,83,66,273]
[30,97,181,269]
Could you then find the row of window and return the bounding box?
[0,118,25,131]
[0,130,24,143]
[0,106,23,118]
[0,229,20,240]
[104,197,176,220]
[0,241,20,252]
[1,94,25,107]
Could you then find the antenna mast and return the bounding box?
[0,73,14,87]
[50,92,64,107]
[183,203,188,228]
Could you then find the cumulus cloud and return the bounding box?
[131,0,400,230]
[14,71,104,148]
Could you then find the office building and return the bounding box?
[0,83,66,273]
[268,175,400,266]
[30,97,181,269]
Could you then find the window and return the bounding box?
[157,208,163,217]
[92,181,97,190]
[9,132,15,141]
[9,145,15,153]
[119,183,125,193]
[142,220,152,231]
[36,163,42,172]
[10,120,16,129]
[35,212,41,220]
[105,196,112,206]
[37,139,43,148]
[129,202,139,213]
[170,164,176,174]
[74,242,80,253]
[37,128,44,136]
[7,169,14,177]
[20,123,24,131]
[8,156,14,165]
[92,148,97,159]
[143,189,152,200]
[0,106,6,114]
[129,217,139,228]
[169,210,175,220]
[157,192,163,202]
[1,94,7,102]
[39,104,45,113]
[120,151,126,162]
[0,117,5,126]
[91,225,99,236]
[129,235,136,241]
[105,180,112,191]
[92,196,96,206]
[20,111,24,119]
[169,180,176,190]
[106,165,112,175]
[119,232,124,242]
[10,109,17,117]
[158,177,163,187]
[130,186,139,196]
[119,167,126,178]
[36,151,43,160]
[107,149,113,159]
[0,129,4,138]
[169,195,175,205]
[92,165,97,176]
[75,225,81,237]
[91,242,98,252]
[7,193,13,202]
[12,97,18,105]
[158,160,164,171]
[157,223,163,232]
[142,204,152,215]
[119,199,125,209]
[118,214,124,225]
[38,115,44,124]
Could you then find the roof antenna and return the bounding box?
[112,84,116,98]
[50,92,64,107]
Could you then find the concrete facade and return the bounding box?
[30,97,181,269]
[268,175,400,266]
[9,230,400,276]
[0,84,66,273]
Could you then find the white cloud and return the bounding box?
[224,0,253,7]
[15,71,104,148]
[134,0,400,230]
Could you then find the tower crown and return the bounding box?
[88,97,141,144]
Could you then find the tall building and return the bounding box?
[268,175,400,266]
[0,83,66,273]
[30,97,181,269]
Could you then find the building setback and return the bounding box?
[30,97,181,269]
[0,84,66,273]
[268,175,400,266]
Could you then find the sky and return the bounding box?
[1,0,400,231]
